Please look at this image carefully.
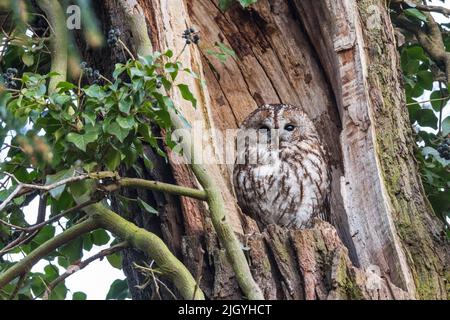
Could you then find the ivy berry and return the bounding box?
[2,67,19,89]
[437,139,450,160]
[107,27,121,47]
[80,61,101,85]
[182,27,200,45]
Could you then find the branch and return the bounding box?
[396,0,450,17]
[79,202,205,300]
[0,198,100,258]
[0,172,88,213]
[0,218,99,289]
[119,177,208,201]
[37,0,68,93]
[42,241,128,299]
[117,0,153,56]
[394,6,450,81]
[87,171,208,200]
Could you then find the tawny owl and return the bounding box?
[233,104,330,229]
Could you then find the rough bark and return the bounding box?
[81,0,448,299]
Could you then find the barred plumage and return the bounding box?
[233,104,330,229]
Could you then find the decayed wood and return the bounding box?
[263,220,410,300]
[89,0,448,299]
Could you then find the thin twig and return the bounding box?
[41,241,128,299]
[118,39,135,60]
[0,172,88,212]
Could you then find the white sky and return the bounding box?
[1,0,450,300]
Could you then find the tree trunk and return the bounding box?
[88,0,449,299]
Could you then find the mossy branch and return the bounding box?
[118,0,153,56]
[80,202,205,300]
[37,0,68,93]
[0,218,99,289]
[88,172,208,201]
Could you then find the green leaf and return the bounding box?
[83,112,97,126]
[416,109,438,129]
[22,52,34,66]
[239,0,257,7]
[49,283,67,300]
[32,226,55,246]
[84,84,106,100]
[177,84,197,108]
[59,237,83,264]
[106,279,130,300]
[56,82,77,92]
[91,229,110,246]
[83,233,93,251]
[442,116,450,136]
[73,292,87,300]
[116,115,135,129]
[404,8,428,22]
[45,168,76,200]
[105,148,122,171]
[106,122,130,143]
[106,252,123,269]
[430,90,448,111]
[44,264,59,281]
[417,70,433,91]
[118,96,132,114]
[66,125,99,152]
[407,46,426,60]
[112,64,127,79]
[137,198,159,215]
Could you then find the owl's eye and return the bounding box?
[259,125,270,131]
[284,124,296,132]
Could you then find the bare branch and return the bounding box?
[0,218,99,289]
[42,241,128,299]
[0,172,88,213]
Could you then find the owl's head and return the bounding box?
[240,104,319,146]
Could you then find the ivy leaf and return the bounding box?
[106,252,123,269]
[239,0,258,7]
[66,126,99,152]
[137,198,159,215]
[430,90,448,111]
[59,237,83,264]
[116,115,135,129]
[91,229,110,246]
[105,148,122,171]
[84,84,106,100]
[106,279,130,300]
[106,121,130,143]
[417,71,433,91]
[22,53,34,67]
[73,292,87,300]
[404,8,428,22]
[177,84,197,108]
[112,64,127,79]
[56,82,77,92]
[45,168,76,200]
[119,96,132,114]
[32,225,55,246]
[416,109,438,129]
[442,116,450,136]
